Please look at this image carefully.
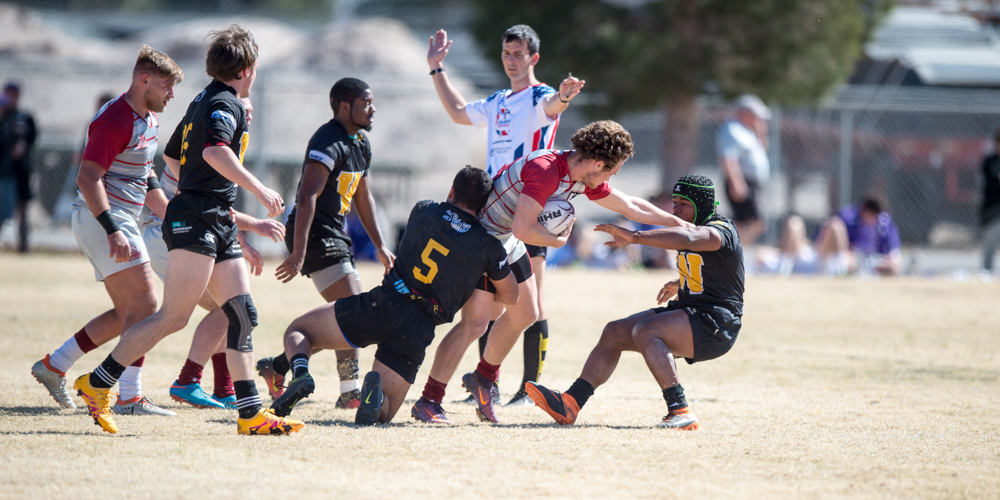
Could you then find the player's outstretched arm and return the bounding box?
[511,194,573,248]
[275,161,328,283]
[202,145,283,217]
[353,176,395,275]
[77,159,130,263]
[230,209,285,243]
[595,223,722,252]
[490,273,519,306]
[542,74,585,117]
[595,189,693,228]
[427,29,473,126]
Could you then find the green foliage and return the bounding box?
[469,0,889,113]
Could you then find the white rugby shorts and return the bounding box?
[72,206,149,281]
[142,220,169,282]
[308,260,360,294]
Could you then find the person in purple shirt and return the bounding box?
[837,196,901,275]
[765,195,900,276]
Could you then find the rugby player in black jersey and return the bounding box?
[73,25,304,435]
[527,175,744,430]
[258,78,395,410]
[269,167,517,425]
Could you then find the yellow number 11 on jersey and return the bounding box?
[413,238,450,284]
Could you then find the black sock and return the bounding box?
[662,384,688,411]
[90,354,126,389]
[565,378,595,409]
[290,354,309,379]
[477,321,495,358]
[272,353,290,376]
[234,380,262,419]
[519,320,548,391]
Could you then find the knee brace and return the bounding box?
[222,294,258,353]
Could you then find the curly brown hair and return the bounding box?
[134,45,183,85]
[570,120,634,169]
[205,25,258,82]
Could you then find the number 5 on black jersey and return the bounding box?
[413,238,450,284]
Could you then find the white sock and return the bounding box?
[118,366,142,401]
[341,379,361,394]
[48,336,84,374]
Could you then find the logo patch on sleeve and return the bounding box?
[210,110,236,128]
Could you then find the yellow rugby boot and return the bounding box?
[237,407,305,435]
[73,374,118,434]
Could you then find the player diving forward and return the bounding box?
[72,25,303,435]
[258,77,395,410]
[411,120,692,424]
[31,46,181,416]
[268,167,517,425]
[528,175,744,430]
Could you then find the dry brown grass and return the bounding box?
[1,253,998,499]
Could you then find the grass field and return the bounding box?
[1,252,998,499]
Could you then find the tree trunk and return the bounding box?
[660,96,700,194]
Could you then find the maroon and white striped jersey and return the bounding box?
[74,94,158,218]
[479,149,611,237]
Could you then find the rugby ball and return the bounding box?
[538,198,575,236]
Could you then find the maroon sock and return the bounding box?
[74,327,98,353]
[212,353,235,398]
[130,356,144,368]
[176,359,203,386]
[421,376,447,404]
[476,359,501,382]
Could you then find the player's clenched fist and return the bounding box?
[107,231,131,263]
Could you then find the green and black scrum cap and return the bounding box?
[672,174,717,225]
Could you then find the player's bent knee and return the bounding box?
[630,322,657,350]
[222,294,258,353]
[601,320,633,349]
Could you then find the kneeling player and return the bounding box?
[527,175,744,429]
[270,167,517,425]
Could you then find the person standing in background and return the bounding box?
[717,94,770,247]
[980,129,1000,274]
[0,81,37,252]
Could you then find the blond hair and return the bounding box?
[134,45,183,85]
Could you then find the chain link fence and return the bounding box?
[4,54,997,259]
[555,86,999,251]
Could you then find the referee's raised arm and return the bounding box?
[427,29,472,126]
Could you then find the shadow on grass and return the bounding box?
[0,405,72,416]
[0,429,138,437]
[303,418,648,430]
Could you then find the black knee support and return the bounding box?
[223,294,258,352]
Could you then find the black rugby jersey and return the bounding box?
[673,215,745,316]
[164,80,249,206]
[384,200,510,324]
[289,119,372,233]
